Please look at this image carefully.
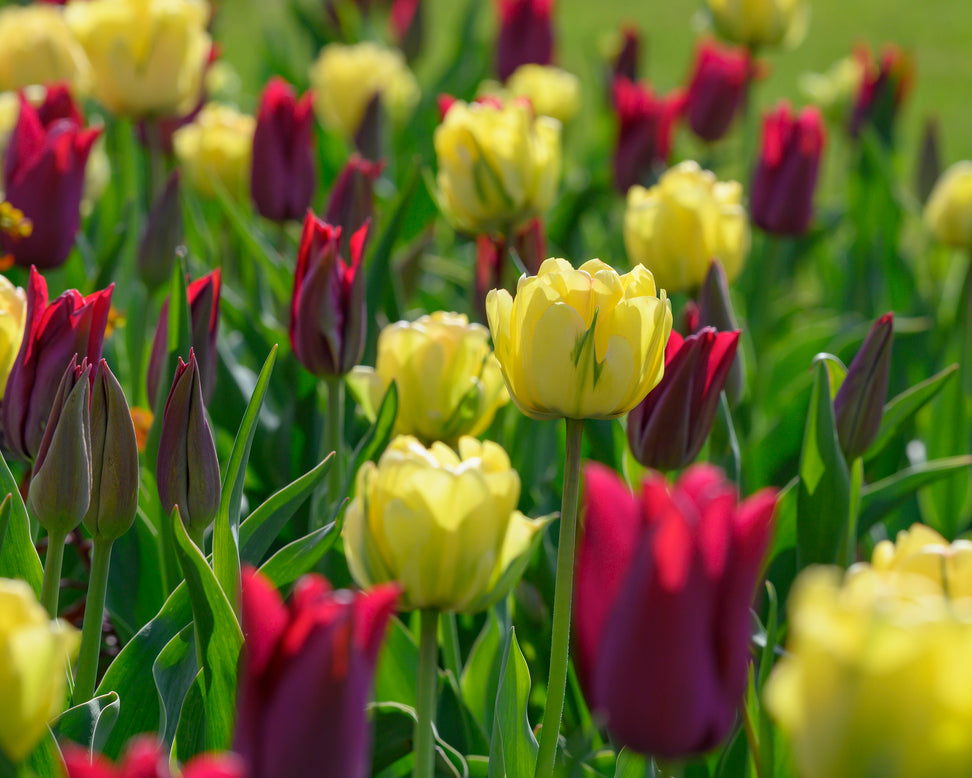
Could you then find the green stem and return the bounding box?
[535,417,585,778]
[188,523,206,553]
[74,537,113,703]
[41,530,67,618]
[326,375,345,505]
[840,456,864,567]
[440,612,463,681]
[413,609,440,778]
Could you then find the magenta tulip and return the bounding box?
[685,39,751,143]
[495,0,554,81]
[324,154,383,259]
[612,76,685,193]
[63,736,244,778]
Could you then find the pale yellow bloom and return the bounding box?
[173,102,255,199]
[505,64,581,124]
[348,312,508,446]
[0,578,79,763]
[0,275,25,399]
[344,436,546,612]
[870,524,972,601]
[65,0,211,118]
[309,41,419,139]
[706,0,809,49]
[624,161,749,293]
[486,257,672,420]
[0,5,91,95]
[799,56,865,122]
[925,161,972,250]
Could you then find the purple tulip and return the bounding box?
[495,0,554,82]
[324,154,383,260]
[612,76,685,193]
[685,39,751,143]
[610,24,641,83]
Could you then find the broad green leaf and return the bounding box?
[375,616,419,708]
[488,628,537,778]
[174,672,207,763]
[18,728,62,778]
[105,504,166,643]
[812,352,847,399]
[460,609,503,739]
[614,749,648,777]
[0,452,42,596]
[770,477,798,556]
[153,624,197,748]
[258,522,339,588]
[53,691,120,756]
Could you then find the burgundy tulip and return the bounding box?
[495,0,554,81]
[750,102,826,236]
[63,736,244,778]
[850,43,914,145]
[474,217,545,318]
[1,266,112,462]
[289,212,369,377]
[612,76,685,193]
[695,260,745,406]
[1,93,100,270]
[324,154,383,259]
[146,269,221,407]
[574,463,776,759]
[685,39,751,143]
[137,169,184,291]
[235,567,399,778]
[390,0,423,60]
[33,83,84,128]
[251,77,316,223]
[610,24,641,83]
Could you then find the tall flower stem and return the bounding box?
[74,537,113,703]
[535,417,585,778]
[326,375,345,504]
[41,530,67,618]
[413,608,440,778]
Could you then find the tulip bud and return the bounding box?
[609,24,641,83]
[157,350,220,535]
[685,39,751,144]
[137,170,183,291]
[833,312,893,461]
[289,214,368,378]
[914,117,942,205]
[924,161,972,250]
[627,328,740,471]
[83,360,139,542]
[27,355,92,537]
[696,259,746,406]
[495,0,554,82]
[251,78,316,223]
[750,102,826,236]
[849,44,914,146]
[324,155,383,259]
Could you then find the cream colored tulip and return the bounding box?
[506,64,581,124]
[173,103,255,199]
[706,0,809,49]
[0,275,25,400]
[0,5,91,95]
[925,161,972,250]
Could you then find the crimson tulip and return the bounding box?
[495,0,554,81]
[685,39,751,143]
[63,736,244,778]
[611,76,685,192]
[850,44,914,145]
[324,154,383,260]
[610,24,640,82]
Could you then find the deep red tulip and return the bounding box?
[63,736,244,778]
[750,102,826,236]
[611,24,641,83]
[289,213,369,377]
[324,154,383,259]
[475,217,545,317]
[251,77,316,223]
[574,463,776,758]
[235,567,399,778]
[685,40,751,143]
[612,76,685,193]
[1,267,112,462]
[495,0,554,81]
[850,43,914,145]
[1,93,100,270]
[33,83,84,128]
[390,0,423,60]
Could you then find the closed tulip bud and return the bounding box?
[0,5,91,95]
[611,76,686,193]
[146,269,220,407]
[251,78,316,223]
[27,355,92,537]
[915,117,942,205]
[137,170,184,291]
[487,258,672,420]
[63,736,245,778]
[0,275,26,399]
[345,436,545,612]
[289,215,368,378]
[235,567,398,778]
[173,103,255,199]
[2,267,112,463]
[348,312,508,444]
[434,97,561,237]
[1,94,102,270]
[83,360,139,542]
[705,0,809,49]
[574,463,776,758]
[685,39,752,143]
[65,0,211,118]
[0,578,79,763]
[157,350,220,535]
[627,328,740,471]
[871,523,972,599]
[696,259,745,405]
[625,161,749,293]
[834,312,893,461]
[924,161,972,249]
[325,155,383,259]
[495,0,554,82]
[609,24,641,83]
[850,43,914,146]
[505,64,581,124]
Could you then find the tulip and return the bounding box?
[505,64,581,124]
[389,0,423,61]
[251,77,316,223]
[234,567,398,778]
[627,327,740,471]
[0,577,79,763]
[1,267,112,463]
[156,350,220,539]
[799,55,864,124]
[685,39,751,144]
[173,103,255,199]
[1,93,102,270]
[924,161,972,250]
[289,215,368,378]
[434,97,561,237]
[871,523,972,600]
[611,76,686,193]
[850,44,914,145]
[833,312,893,461]
[574,463,776,758]
[0,274,25,398]
[65,0,211,118]
[32,83,84,128]
[324,154,383,259]
[146,269,221,407]
[750,102,826,236]
[705,0,808,49]
[348,312,508,444]
[63,736,245,778]
[624,160,750,293]
[487,257,672,420]
[609,24,640,83]
[137,170,184,291]
[915,118,942,205]
[495,0,554,82]
[0,5,91,95]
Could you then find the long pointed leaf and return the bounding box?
[53,691,121,756]
[488,627,537,778]
[258,522,338,588]
[0,452,42,595]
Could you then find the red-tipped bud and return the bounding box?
[850,43,914,145]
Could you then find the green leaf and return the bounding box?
[0,451,42,596]
[614,749,648,777]
[337,383,398,510]
[375,616,419,709]
[153,624,198,748]
[460,610,503,739]
[797,360,851,567]
[488,627,537,778]
[18,728,62,778]
[257,522,339,589]
[214,345,277,617]
[812,352,848,399]
[369,701,468,778]
[0,495,11,564]
[53,691,120,756]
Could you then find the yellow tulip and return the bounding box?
[766,565,972,778]
[706,0,809,49]
[347,312,508,446]
[871,523,972,601]
[308,41,419,139]
[0,578,79,763]
[0,5,91,95]
[924,161,972,250]
[434,98,561,236]
[173,103,255,199]
[344,435,546,612]
[624,160,749,293]
[799,56,865,122]
[505,64,581,124]
[486,257,671,420]
[65,0,211,118]
[0,275,26,400]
